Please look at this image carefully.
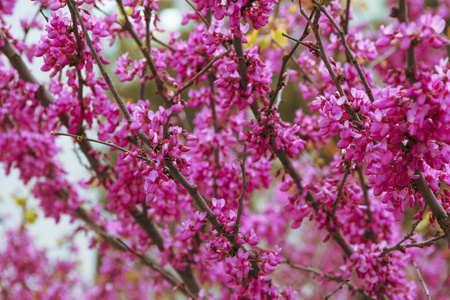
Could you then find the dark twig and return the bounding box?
[413,261,431,300]
[50,132,151,162]
[184,0,210,28]
[304,7,363,126]
[208,72,220,198]
[381,234,445,256]
[233,34,353,258]
[357,166,378,243]
[379,205,425,255]
[324,279,350,300]
[115,0,171,106]
[283,260,374,299]
[234,143,248,236]
[397,0,416,83]
[343,0,351,34]
[175,49,232,96]
[313,0,375,103]
[332,162,351,213]
[267,1,317,111]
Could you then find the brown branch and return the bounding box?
[184,0,210,28]
[312,1,375,103]
[304,7,363,127]
[325,279,350,300]
[343,0,351,35]
[357,166,378,244]
[233,143,248,236]
[267,1,317,110]
[233,35,353,258]
[50,132,151,162]
[115,0,171,106]
[175,48,232,96]
[397,0,416,83]
[413,261,431,300]
[283,260,374,300]
[332,162,351,213]
[395,0,450,246]
[208,72,220,199]
[381,234,445,256]
[151,36,176,52]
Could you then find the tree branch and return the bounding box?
[175,48,232,96]
[312,1,375,103]
[324,279,350,300]
[283,260,374,300]
[233,35,353,258]
[381,234,445,256]
[233,143,248,236]
[413,261,431,300]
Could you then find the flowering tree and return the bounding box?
[1,0,450,298]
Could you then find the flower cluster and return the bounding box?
[193,0,278,37]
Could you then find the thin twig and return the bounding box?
[304,7,363,127]
[184,0,210,28]
[208,72,220,199]
[413,261,431,300]
[381,234,445,256]
[398,0,416,83]
[324,279,350,300]
[175,48,232,96]
[332,162,351,213]
[115,0,171,106]
[343,0,351,34]
[66,0,156,150]
[267,1,317,111]
[368,47,398,69]
[283,260,374,300]
[234,143,248,236]
[50,131,151,162]
[233,34,354,258]
[313,0,375,103]
[357,166,378,243]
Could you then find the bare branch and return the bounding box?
[283,260,375,300]
[234,143,248,236]
[184,0,210,28]
[381,234,445,256]
[312,0,375,103]
[233,34,353,258]
[413,261,431,300]
[332,162,351,213]
[175,48,232,96]
[324,279,350,300]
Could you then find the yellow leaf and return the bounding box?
[246,29,258,48]
[272,27,287,47]
[14,195,27,207]
[289,5,297,14]
[24,208,38,224]
[260,35,272,50]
